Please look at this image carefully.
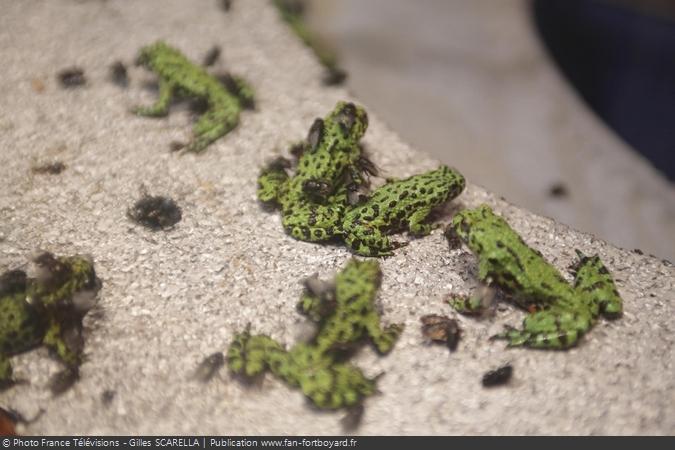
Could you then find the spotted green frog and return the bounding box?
[0,252,102,388]
[341,165,465,256]
[258,101,370,207]
[134,41,254,153]
[446,204,623,349]
[227,259,402,409]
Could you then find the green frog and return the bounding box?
[258,101,370,207]
[227,259,402,410]
[134,41,254,153]
[341,165,465,256]
[257,102,373,243]
[0,252,102,388]
[446,204,623,349]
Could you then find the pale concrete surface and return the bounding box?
[0,0,673,435]
[305,0,675,261]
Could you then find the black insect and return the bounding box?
[420,314,461,351]
[109,61,128,88]
[101,389,117,406]
[322,67,347,86]
[193,352,225,383]
[482,364,513,387]
[31,161,66,175]
[57,67,86,88]
[220,0,232,12]
[203,46,221,67]
[169,141,186,152]
[127,195,182,230]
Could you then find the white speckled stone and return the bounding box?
[0,0,673,436]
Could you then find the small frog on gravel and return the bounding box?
[258,101,371,208]
[340,165,465,256]
[0,252,102,390]
[258,102,374,242]
[227,259,402,411]
[445,204,623,349]
[134,41,254,153]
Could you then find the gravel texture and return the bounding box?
[0,0,673,435]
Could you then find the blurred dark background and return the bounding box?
[534,0,675,181]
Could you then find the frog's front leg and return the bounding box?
[572,250,623,319]
[134,79,176,117]
[42,320,81,368]
[407,206,434,236]
[257,159,290,204]
[493,308,593,349]
[364,313,403,354]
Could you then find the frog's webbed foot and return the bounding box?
[133,79,175,117]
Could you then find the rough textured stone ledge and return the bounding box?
[0,0,673,435]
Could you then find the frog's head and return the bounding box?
[135,41,171,70]
[328,102,369,142]
[29,252,102,314]
[300,102,369,202]
[451,204,494,243]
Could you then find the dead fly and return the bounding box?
[109,61,129,88]
[482,364,513,387]
[57,67,86,88]
[203,46,221,67]
[31,161,66,175]
[127,195,182,230]
[420,314,461,351]
[193,352,225,383]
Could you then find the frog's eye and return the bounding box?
[307,118,324,153]
[335,103,357,136]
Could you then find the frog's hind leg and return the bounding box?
[344,228,404,257]
[227,328,288,379]
[301,360,377,409]
[572,250,623,319]
[493,309,593,350]
[187,103,239,153]
[133,79,176,117]
[407,206,434,236]
[220,74,255,110]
